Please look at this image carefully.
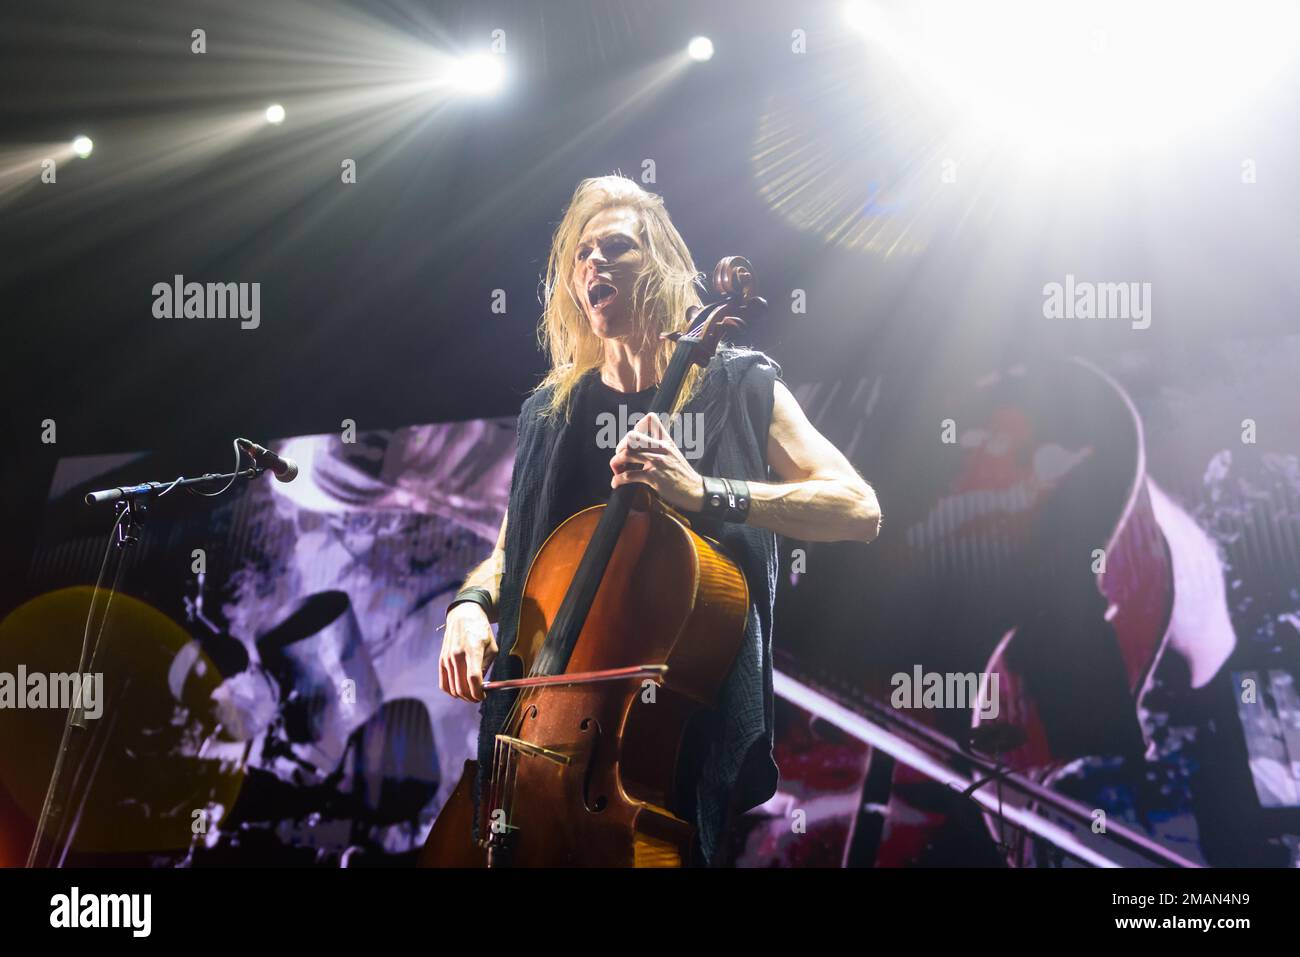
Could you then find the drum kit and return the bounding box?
[167,584,435,866]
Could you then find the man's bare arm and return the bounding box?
[456,509,508,615]
[748,380,881,543]
[438,509,507,702]
[610,380,881,543]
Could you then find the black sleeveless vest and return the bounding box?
[474,347,782,864]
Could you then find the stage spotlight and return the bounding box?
[448,53,506,95]
[265,104,286,125]
[843,1,885,35]
[844,0,1300,157]
[71,136,94,158]
[687,36,714,62]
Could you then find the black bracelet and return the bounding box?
[700,476,752,524]
[448,586,496,621]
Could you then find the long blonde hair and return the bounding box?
[536,175,706,421]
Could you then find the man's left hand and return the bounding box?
[609,412,705,513]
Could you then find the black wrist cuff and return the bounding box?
[700,476,752,524]
[448,586,496,621]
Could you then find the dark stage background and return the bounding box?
[1,0,1297,867]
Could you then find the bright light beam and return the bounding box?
[443,53,506,95]
[687,37,714,62]
[844,0,1300,158]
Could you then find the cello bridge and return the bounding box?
[495,734,571,766]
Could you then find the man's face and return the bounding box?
[572,206,645,340]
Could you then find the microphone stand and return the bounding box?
[26,460,271,868]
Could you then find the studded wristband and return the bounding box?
[700,476,752,524]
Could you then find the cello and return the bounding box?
[421,258,767,867]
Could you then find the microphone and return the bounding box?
[237,438,299,483]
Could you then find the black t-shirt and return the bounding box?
[553,372,659,525]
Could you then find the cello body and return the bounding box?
[422,491,748,867]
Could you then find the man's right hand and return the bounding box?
[438,602,499,703]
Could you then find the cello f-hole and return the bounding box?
[579,718,607,812]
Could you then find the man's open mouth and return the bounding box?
[588,282,617,309]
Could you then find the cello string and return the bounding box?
[495,738,505,844]
[491,747,503,847]
[502,689,527,836]
[490,687,524,847]
[504,729,519,841]
[483,732,492,846]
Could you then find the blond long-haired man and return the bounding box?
[438,174,881,865]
